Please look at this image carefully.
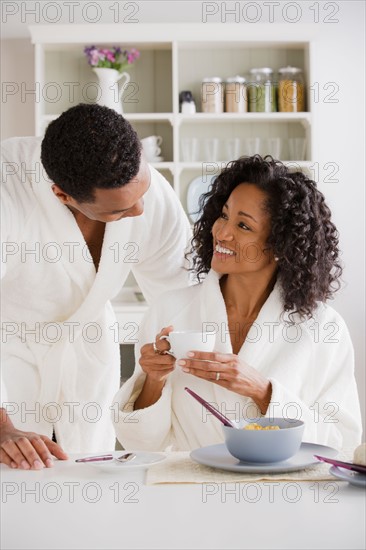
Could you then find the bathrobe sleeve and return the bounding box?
[130,167,192,303]
[112,295,176,451]
[265,310,362,450]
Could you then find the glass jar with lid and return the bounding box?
[225,76,247,113]
[248,68,277,112]
[201,77,224,113]
[278,66,305,112]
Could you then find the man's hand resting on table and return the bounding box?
[0,408,68,470]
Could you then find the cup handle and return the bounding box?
[156,136,163,146]
[159,335,175,356]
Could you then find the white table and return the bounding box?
[1,455,365,550]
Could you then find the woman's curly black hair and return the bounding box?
[190,155,342,319]
[41,103,142,202]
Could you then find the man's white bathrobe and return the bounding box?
[114,270,362,452]
[1,137,191,453]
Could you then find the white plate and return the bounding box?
[187,174,216,223]
[89,451,166,473]
[329,465,366,488]
[190,442,338,474]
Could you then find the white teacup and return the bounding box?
[160,330,216,360]
[141,135,163,161]
[141,135,163,147]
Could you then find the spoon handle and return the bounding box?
[75,454,113,463]
[184,387,235,428]
[314,455,366,474]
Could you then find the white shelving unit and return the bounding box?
[29,24,314,331]
[29,23,313,204]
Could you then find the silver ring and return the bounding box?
[153,342,159,353]
[215,372,220,381]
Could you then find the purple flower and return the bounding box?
[105,51,115,62]
[84,45,140,71]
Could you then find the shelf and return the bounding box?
[177,160,313,174]
[124,113,174,123]
[42,113,174,123]
[178,113,311,124]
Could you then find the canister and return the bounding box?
[278,66,305,112]
[248,68,277,112]
[225,76,247,113]
[201,77,224,113]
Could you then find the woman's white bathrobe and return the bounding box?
[114,270,362,451]
[1,136,191,453]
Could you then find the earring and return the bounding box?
[274,256,279,262]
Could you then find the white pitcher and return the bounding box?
[92,68,131,114]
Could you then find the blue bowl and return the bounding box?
[222,417,305,463]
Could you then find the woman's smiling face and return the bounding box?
[211,183,276,276]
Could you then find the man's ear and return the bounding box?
[51,184,73,205]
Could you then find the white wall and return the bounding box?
[1,39,35,138]
[1,1,365,433]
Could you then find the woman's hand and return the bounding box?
[134,326,176,411]
[139,326,176,383]
[177,351,272,414]
[0,409,68,470]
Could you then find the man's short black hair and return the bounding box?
[41,103,142,202]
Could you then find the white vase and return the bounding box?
[92,68,131,114]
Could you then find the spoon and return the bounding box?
[314,455,366,474]
[115,452,136,464]
[184,387,236,428]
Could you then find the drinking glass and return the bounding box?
[225,138,241,161]
[242,137,261,156]
[288,137,307,161]
[265,137,282,159]
[181,138,200,162]
[203,138,220,161]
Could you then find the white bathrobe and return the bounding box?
[0,136,192,453]
[113,270,362,452]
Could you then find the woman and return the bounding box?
[113,155,362,451]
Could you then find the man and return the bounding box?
[0,104,192,469]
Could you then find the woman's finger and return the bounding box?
[156,325,174,340]
[182,366,228,382]
[142,352,175,365]
[178,358,224,371]
[184,351,234,363]
[154,325,174,353]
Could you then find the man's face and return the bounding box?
[52,156,151,223]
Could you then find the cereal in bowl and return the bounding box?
[243,423,280,431]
